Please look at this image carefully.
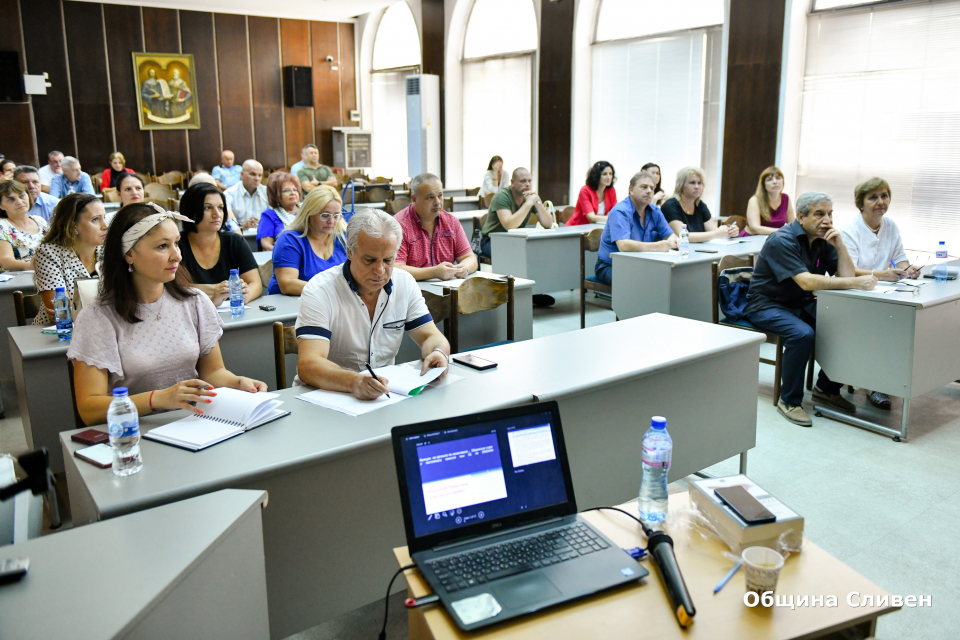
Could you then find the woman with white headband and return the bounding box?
[68,202,267,425]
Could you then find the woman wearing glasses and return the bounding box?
[177,182,263,306]
[268,185,347,296]
[257,172,301,251]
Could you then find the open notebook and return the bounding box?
[297,365,449,417]
[143,387,289,451]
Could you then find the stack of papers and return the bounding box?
[297,365,458,416]
[704,238,742,246]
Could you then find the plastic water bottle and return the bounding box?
[107,387,142,477]
[678,225,690,260]
[224,217,241,234]
[53,287,72,341]
[229,268,244,318]
[639,416,672,528]
[934,241,949,282]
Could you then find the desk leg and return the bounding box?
[739,451,748,474]
[813,398,910,442]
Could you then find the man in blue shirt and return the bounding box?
[14,166,59,221]
[595,170,677,285]
[49,156,94,198]
[212,150,242,190]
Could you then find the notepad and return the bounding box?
[704,238,742,246]
[143,387,288,451]
[217,301,251,312]
[297,366,452,416]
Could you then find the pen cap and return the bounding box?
[651,416,667,430]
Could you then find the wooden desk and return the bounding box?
[453,209,485,239]
[394,494,899,640]
[491,225,602,296]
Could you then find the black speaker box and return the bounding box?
[0,51,25,103]
[283,65,313,108]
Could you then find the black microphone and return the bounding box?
[645,530,695,628]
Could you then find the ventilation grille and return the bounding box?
[406,76,420,96]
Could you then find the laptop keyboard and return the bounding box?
[426,522,609,593]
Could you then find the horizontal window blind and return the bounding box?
[798,0,960,251]
[596,0,724,43]
[463,0,537,60]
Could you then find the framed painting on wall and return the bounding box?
[132,52,200,130]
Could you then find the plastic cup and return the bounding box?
[742,546,785,600]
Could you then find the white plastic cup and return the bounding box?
[742,546,785,601]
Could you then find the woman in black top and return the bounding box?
[661,166,739,242]
[177,183,262,306]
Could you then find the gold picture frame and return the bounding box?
[132,52,200,130]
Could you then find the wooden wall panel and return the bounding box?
[720,0,786,217]
[249,16,285,169]
[21,0,76,159]
[103,3,151,174]
[280,19,314,168]
[310,20,341,166]
[142,6,189,174]
[420,0,445,181]
[63,1,114,173]
[537,0,574,205]
[0,0,35,167]
[338,23,357,128]
[215,13,255,163]
[180,10,222,172]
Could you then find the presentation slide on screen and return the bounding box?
[419,434,508,515]
[507,425,556,468]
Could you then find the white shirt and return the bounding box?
[841,215,908,271]
[294,262,432,382]
[481,170,508,197]
[224,182,269,226]
[37,165,59,187]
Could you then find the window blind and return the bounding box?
[371,69,418,181]
[596,0,724,43]
[798,0,960,251]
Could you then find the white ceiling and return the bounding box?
[77,0,396,22]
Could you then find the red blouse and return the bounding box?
[568,184,618,226]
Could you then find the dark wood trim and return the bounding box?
[142,6,189,174]
[250,16,286,170]
[421,0,445,182]
[103,3,151,174]
[536,0,574,205]
[180,10,222,172]
[280,18,314,168]
[310,20,341,167]
[1,0,36,166]
[215,13,255,163]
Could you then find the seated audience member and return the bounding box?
[37,151,63,193]
[269,185,347,296]
[258,172,301,251]
[1,160,15,180]
[14,166,59,222]
[661,166,738,242]
[68,203,267,425]
[178,183,262,306]
[32,193,106,325]
[0,180,50,270]
[294,209,450,399]
[745,191,877,427]
[224,160,267,231]
[296,144,338,197]
[117,172,146,207]
[189,172,217,188]
[841,177,918,410]
[100,152,135,192]
[568,161,617,226]
[745,166,795,236]
[480,167,553,258]
[481,155,507,202]
[50,157,95,198]
[594,171,677,286]
[290,147,308,176]
[641,162,667,206]
[212,150,242,190]
[395,173,477,281]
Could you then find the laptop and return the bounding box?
[392,401,648,631]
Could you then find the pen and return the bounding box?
[713,562,742,594]
[365,362,390,398]
[890,258,903,279]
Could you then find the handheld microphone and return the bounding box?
[645,530,695,628]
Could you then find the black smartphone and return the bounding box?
[451,354,497,371]
[714,486,776,525]
[259,305,276,311]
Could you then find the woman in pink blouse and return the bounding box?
[744,166,795,236]
[568,161,617,227]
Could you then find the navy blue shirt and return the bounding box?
[597,197,674,264]
[745,220,839,314]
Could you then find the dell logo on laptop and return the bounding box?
[491,523,502,529]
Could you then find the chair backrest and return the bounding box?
[91,174,102,192]
[144,182,175,201]
[375,176,393,184]
[442,196,453,211]
[482,193,494,208]
[101,187,120,203]
[13,290,42,327]
[446,276,514,353]
[465,187,480,196]
[582,227,603,253]
[272,322,298,389]
[711,255,754,324]
[66,360,86,429]
[421,290,451,326]
[73,277,100,313]
[367,187,394,203]
[725,215,748,235]
[159,171,185,188]
[392,196,411,211]
[560,206,575,224]
[258,259,274,289]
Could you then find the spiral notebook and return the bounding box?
[143,388,288,451]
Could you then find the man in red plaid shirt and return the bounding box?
[395,173,479,281]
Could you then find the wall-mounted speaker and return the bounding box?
[0,52,25,103]
[283,65,313,108]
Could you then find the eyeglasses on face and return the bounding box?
[314,212,342,221]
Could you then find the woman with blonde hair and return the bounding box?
[100,152,135,192]
[661,166,738,242]
[269,184,347,296]
[744,166,795,236]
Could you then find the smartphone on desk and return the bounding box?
[451,354,497,371]
[714,485,776,525]
[71,429,109,446]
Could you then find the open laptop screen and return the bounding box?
[398,409,569,539]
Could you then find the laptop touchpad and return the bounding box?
[492,573,561,609]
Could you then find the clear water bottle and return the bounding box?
[224,217,241,234]
[678,225,690,260]
[639,416,672,528]
[934,241,949,282]
[228,268,244,318]
[53,287,72,341]
[107,387,142,477]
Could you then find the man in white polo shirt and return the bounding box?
[295,208,450,399]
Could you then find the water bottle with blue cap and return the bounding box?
[107,387,142,476]
[639,416,672,527]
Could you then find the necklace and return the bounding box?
[142,291,165,321]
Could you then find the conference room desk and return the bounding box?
[463,313,763,508]
[454,209,485,238]
[243,227,258,252]
[612,235,767,323]
[0,489,270,640]
[9,294,300,474]
[395,493,898,640]
[397,273,536,363]
[451,195,481,211]
[61,374,536,639]
[0,271,37,380]
[254,250,271,266]
[491,224,603,296]
[815,272,960,441]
